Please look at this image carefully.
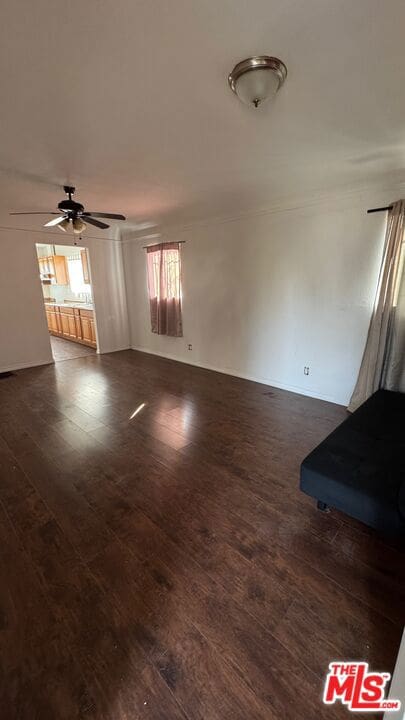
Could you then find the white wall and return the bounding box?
[123,195,389,406]
[0,228,130,372]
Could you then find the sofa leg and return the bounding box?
[317,500,330,512]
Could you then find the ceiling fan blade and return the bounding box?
[83,212,126,220]
[84,216,109,230]
[44,216,66,227]
[10,211,59,216]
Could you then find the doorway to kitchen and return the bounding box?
[36,243,98,362]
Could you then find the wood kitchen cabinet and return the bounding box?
[38,257,46,277]
[59,306,77,339]
[53,255,68,285]
[79,309,96,345]
[39,257,50,277]
[81,249,90,283]
[45,305,60,334]
[38,255,68,285]
[45,304,96,348]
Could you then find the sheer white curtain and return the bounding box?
[383,242,405,392]
[348,200,405,411]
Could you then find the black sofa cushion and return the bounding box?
[300,389,405,536]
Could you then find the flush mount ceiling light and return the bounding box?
[228,56,287,108]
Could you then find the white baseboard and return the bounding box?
[130,345,344,406]
[1,346,345,406]
[0,357,53,373]
[0,347,132,373]
[98,345,131,355]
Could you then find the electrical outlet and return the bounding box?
[304,366,310,375]
[188,343,192,351]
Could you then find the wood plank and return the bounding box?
[0,491,100,719]
[0,349,403,720]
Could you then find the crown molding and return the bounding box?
[120,175,405,243]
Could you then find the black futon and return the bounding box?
[300,389,405,536]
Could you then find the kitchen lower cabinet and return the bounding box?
[79,310,96,345]
[46,306,60,334]
[45,304,96,348]
[59,307,76,338]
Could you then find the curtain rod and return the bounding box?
[142,240,186,249]
[367,205,393,214]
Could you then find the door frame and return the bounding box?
[35,242,100,361]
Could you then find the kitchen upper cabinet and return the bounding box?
[81,249,90,284]
[53,255,68,285]
[47,256,55,278]
[38,257,51,280]
[38,255,68,285]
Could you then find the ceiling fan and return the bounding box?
[10,185,126,234]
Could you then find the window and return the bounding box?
[67,254,91,297]
[146,243,183,336]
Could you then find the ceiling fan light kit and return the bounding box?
[10,185,126,235]
[72,218,86,235]
[228,56,287,108]
[57,218,70,232]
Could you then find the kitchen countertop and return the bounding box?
[44,302,94,311]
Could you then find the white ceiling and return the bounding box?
[2,0,405,234]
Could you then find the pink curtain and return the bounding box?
[147,242,183,337]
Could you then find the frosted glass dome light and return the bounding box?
[72,218,87,235]
[228,56,287,108]
[57,218,70,232]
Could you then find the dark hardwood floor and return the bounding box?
[0,349,403,719]
[50,336,96,362]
